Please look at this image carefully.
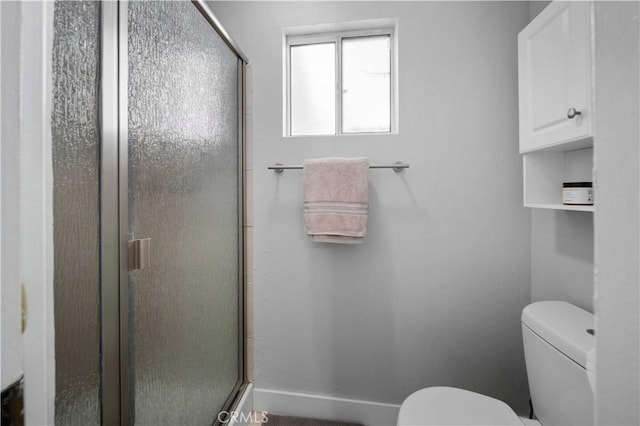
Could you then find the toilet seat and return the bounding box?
[397,387,523,426]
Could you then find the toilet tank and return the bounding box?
[521,301,594,425]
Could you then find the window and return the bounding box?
[285,26,396,136]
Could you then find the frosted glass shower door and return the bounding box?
[126,1,242,424]
[52,2,102,424]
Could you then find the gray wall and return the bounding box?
[528,1,594,313]
[531,210,594,311]
[213,1,532,414]
[593,2,639,424]
[529,0,551,19]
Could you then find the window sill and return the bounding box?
[283,131,399,139]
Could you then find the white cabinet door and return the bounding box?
[518,1,592,153]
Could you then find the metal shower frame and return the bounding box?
[100,2,249,423]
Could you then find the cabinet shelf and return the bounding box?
[523,147,593,211]
[524,203,594,212]
[520,136,593,155]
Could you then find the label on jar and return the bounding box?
[563,187,594,205]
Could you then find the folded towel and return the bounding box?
[303,157,369,244]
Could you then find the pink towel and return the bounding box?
[303,157,369,244]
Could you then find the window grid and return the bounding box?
[286,28,395,137]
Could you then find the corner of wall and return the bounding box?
[1,0,24,393]
[18,1,56,424]
[593,1,640,424]
[529,1,552,21]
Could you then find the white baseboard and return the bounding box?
[254,388,400,426]
[228,383,255,426]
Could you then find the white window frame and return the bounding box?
[284,25,397,137]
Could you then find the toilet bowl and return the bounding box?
[398,301,594,426]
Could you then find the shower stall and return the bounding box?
[51,1,248,424]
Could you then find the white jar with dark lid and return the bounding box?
[562,182,593,205]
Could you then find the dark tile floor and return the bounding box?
[263,414,364,426]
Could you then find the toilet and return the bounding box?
[398,301,595,425]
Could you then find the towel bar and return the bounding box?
[268,161,409,174]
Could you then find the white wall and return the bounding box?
[211,1,532,420]
[0,2,55,424]
[593,2,640,424]
[530,210,594,311]
[19,2,56,423]
[1,0,24,392]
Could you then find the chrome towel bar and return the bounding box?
[268,161,409,174]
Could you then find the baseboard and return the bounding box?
[254,388,400,426]
[228,383,255,426]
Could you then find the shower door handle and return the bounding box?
[128,238,151,271]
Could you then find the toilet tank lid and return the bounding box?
[522,301,594,368]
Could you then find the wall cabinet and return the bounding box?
[518,1,594,211]
[518,1,592,153]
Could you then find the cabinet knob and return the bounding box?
[567,108,582,119]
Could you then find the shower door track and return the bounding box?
[99,2,248,424]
